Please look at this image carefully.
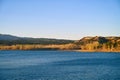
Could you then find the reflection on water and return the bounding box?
[0,51,120,80]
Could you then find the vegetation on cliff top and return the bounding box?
[75,36,120,51]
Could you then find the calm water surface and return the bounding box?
[0,51,120,80]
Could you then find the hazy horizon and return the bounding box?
[0,0,120,39]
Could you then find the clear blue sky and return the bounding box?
[0,0,120,39]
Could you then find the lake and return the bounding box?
[0,51,120,80]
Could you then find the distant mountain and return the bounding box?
[0,34,74,45]
[0,34,20,40]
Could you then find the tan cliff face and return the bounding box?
[76,36,120,44]
[75,36,120,51]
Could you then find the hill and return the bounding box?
[75,36,120,51]
[0,34,20,40]
[0,34,74,45]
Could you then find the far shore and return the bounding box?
[72,50,120,52]
[0,49,120,52]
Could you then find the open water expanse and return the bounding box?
[0,51,120,80]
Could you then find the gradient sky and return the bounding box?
[0,0,120,40]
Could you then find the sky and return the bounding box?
[0,0,120,40]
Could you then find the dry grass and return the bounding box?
[0,43,80,50]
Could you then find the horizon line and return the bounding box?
[0,33,120,40]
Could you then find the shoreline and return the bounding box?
[0,49,120,52]
[72,50,120,52]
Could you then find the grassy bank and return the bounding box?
[0,44,80,50]
[0,44,120,52]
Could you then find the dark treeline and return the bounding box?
[0,38,74,45]
[0,34,74,45]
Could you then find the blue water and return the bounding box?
[0,51,120,80]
